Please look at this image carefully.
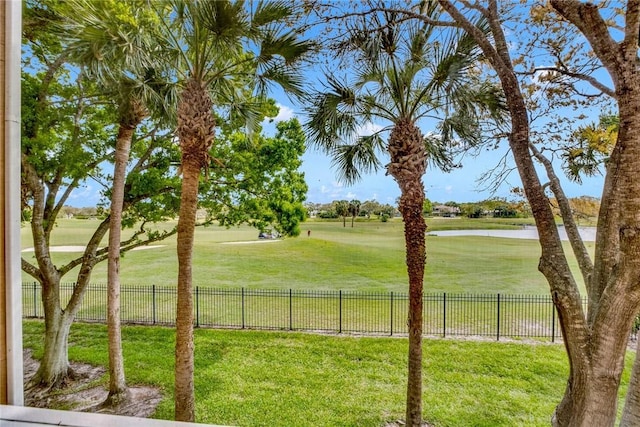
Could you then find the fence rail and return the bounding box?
[22,282,581,341]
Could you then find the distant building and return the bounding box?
[432,205,460,217]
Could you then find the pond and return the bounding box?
[427,225,596,242]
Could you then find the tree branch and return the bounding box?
[531,66,616,99]
[550,1,623,80]
[529,143,594,286]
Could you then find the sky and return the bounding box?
[65,93,606,210]
[264,102,605,207]
[64,4,608,209]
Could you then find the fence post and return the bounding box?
[152,285,156,324]
[339,290,342,334]
[289,289,293,331]
[551,300,556,343]
[195,286,200,327]
[390,291,394,336]
[443,292,447,338]
[33,282,38,317]
[496,293,501,341]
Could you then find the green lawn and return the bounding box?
[25,319,631,427]
[20,217,591,294]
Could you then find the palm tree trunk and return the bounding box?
[103,116,139,406]
[402,195,426,427]
[174,78,215,422]
[387,119,427,427]
[175,158,198,422]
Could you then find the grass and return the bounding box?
[25,319,631,427]
[21,217,592,294]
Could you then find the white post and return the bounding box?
[5,0,23,406]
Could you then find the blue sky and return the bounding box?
[65,100,605,208]
[63,3,607,209]
[266,102,604,206]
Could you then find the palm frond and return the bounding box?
[256,65,306,98]
[257,30,315,66]
[423,133,458,172]
[198,0,247,44]
[304,81,361,152]
[331,134,385,185]
[251,1,293,28]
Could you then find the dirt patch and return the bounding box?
[23,349,163,418]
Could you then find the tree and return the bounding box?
[334,200,350,227]
[202,117,308,237]
[422,198,433,216]
[348,199,361,227]
[305,6,502,424]
[154,1,313,420]
[21,57,180,390]
[50,0,172,405]
[404,1,640,425]
[563,114,618,183]
[21,0,310,396]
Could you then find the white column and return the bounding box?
[5,0,23,406]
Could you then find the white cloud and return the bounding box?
[272,104,295,122]
[445,185,453,193]
[356,122,383,136]
[345,192,357,199]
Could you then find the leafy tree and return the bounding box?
[460,203,483,218]
[563,114,618,183]
[50,0,173,405]
[202,117,308,237]
[21,1,310,400]
[153,0,313,420]
[305,6,502,425]
[21,57,180,390]
[411,1,640,424]
[422,198,433,216]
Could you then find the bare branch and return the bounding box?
[531,66,616,99]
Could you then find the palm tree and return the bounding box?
[334,200,350,227]
[305,8,502,426]
[154,1,313,421]
[349,199,361,227]
[43,0,172,403]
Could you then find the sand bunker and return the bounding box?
[221,240,282,245]
[21,245,166,253]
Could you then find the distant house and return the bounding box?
[432,205,460,217]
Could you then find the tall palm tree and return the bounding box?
[154,1,313,421]
[305,8,502,426]
[52,0,174,405]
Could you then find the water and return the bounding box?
[427,225,596,242]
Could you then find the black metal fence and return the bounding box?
[22,282,581,341]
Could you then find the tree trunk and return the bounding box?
[387,119,427,427]
[174,78,214,423]
[103,121,136,406]
[437,2,640,426]
[401,195,426,427]
[174,159,198,422]
[31,301,73,388]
